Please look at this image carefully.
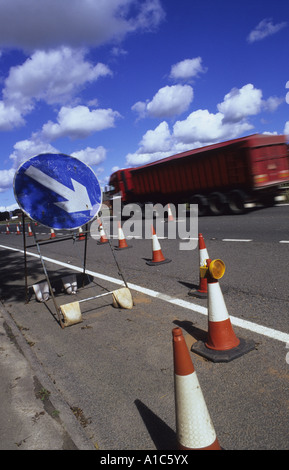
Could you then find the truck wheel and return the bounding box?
[208,192,227,215]
[227,190,247,214]
[190,194,209,216]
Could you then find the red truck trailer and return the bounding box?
[107,134,289,215]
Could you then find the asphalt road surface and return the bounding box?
[0,204,288,450]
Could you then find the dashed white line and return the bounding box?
[222,239,252,242]
[1,243,289,344]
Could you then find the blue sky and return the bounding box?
[0,0,288,211]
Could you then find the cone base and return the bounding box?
[146,258,171,266]
[178,437,221,450]
[97,240,109,245]
[188,288,207,298]
[191,337,256,363]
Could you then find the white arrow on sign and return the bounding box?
[24,165,93,213]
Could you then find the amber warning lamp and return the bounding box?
[200,259,226,280]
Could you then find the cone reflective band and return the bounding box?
[189,233,209,297]
[172,328,221,450]
[206,280,240,351]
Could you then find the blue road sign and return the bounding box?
[13,153,102,230]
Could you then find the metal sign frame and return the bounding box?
[22,212,130,328]
[22,212,89,328]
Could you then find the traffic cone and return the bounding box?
[78,227,86,241]
[189,233,209,298]
[16,224,21,235]
[115,222,132,250]
[28,223,33,237]
[6,224,10,235]
[97,218,109,244]
[167,204,174,222]
[50,228,56,239]
[146,226,171,265]
[172,327,221,450]
[191,259,255,362]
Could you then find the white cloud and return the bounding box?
[284,121,289,136]
[217,84,263,123]
[9,138,60,169]
[169,57,207,81]
[125,108,254,166]
[127,81,285,167]
[148,85,193,117]
[139,121,172,153]
[262,96,284,112]
[247,18,287,43]
[0,0,165,51]
[111,166,120,172]
[173,109,253,145]
[4,47,112,110]
[217,84,283,123]
[71,146,107,167]
[126,149,171,166]
[132,84,193,119]
[41,105,121,140]
[0,47,113,131]
[0,102,25,131]
[0,168,16,193]
[131,101,148,119]
[126,121,173,165]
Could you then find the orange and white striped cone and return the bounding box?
[115,222,132,250]
[167,204,174,222]
[192,259,255,362]
[28,223,33,237]
[6,224,10,235]
[189,233,209,298]
[172,327,221,450]
[78,227,86,241]
[16,224,21,235]
[146,226,171,265]
[97,218,109,244]
[50,228,56,239]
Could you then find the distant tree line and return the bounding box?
[0,208,22,221]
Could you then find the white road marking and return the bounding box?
[1,243,289,344]
[222,239,252,242]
